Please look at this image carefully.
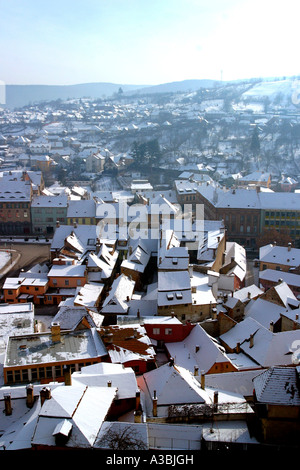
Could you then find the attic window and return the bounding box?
[167,294,174,300]
[172,258,178,265]
[53,419,73,445]
[176,292,183,299]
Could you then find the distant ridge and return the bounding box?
[130,79,221,94]
[5,82,147,108]
[5,79,222,108]
[4,76,299,108]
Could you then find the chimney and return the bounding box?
[256,185,261,193]
[152,390,157,417]
[195,345,200,353]
[200,370,205,390]
[56,220,60,228]
[107,380,112,387]
[51,322,61,343]
[104,331,113,344]
[247,291,251,299]
[40,387,51,406]
[269,321,274,332]
[249,333,254,348]
[63,365,72,386]
[73,221,77,228]
[135,391,141,411]
[169,357,174,367]
[288,242,292,252]
[134,409,142,423]
[213,391,219,412]
[236,342,241,353]
[4,393,12,416]
[26,383,34,408]
[194,365,199,376]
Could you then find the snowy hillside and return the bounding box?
[241,79,299,105]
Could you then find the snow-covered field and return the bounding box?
[0,251,10,270]
[241,79,298,103]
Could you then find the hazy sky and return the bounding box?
[0,0,299,85]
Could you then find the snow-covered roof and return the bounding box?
[32,383,117,448]
[74,283,104,308]
[48,264,86,278]
[259,244,300,267]
[67,199,96,218]
[166,324,235,374]
[101,274,135,314]
[4,328,107,368]
[253,366,300,406]
[31,195,68,208]
[72,362,138,400]
[259,269,300,288]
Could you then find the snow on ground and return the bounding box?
[241,79,297,102]
[0,251,10,270]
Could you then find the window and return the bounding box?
[14,370,21,382]
[153,328,160,335]
[6,371,13,382]
[165,328,173,335]
[53,279,57,285]
[55,365,62,377]
[22,369,28,381]
[65,279,69,286]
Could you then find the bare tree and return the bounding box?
[97,423,147,450]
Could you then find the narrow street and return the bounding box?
[245,259,259,287]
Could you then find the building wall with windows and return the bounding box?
[31,195,68,235]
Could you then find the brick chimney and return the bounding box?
[40,387,51,406]
[63,365,72,386]
[200,370,205,390]
[51,322,61,343]
[152,390,157,417]
[135,391,141,411]
[194,365,199,376]
[26,383,35,408]
[213,391,219,412]
[4,393,12,416]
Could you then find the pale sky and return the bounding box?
[0,0,299,86]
